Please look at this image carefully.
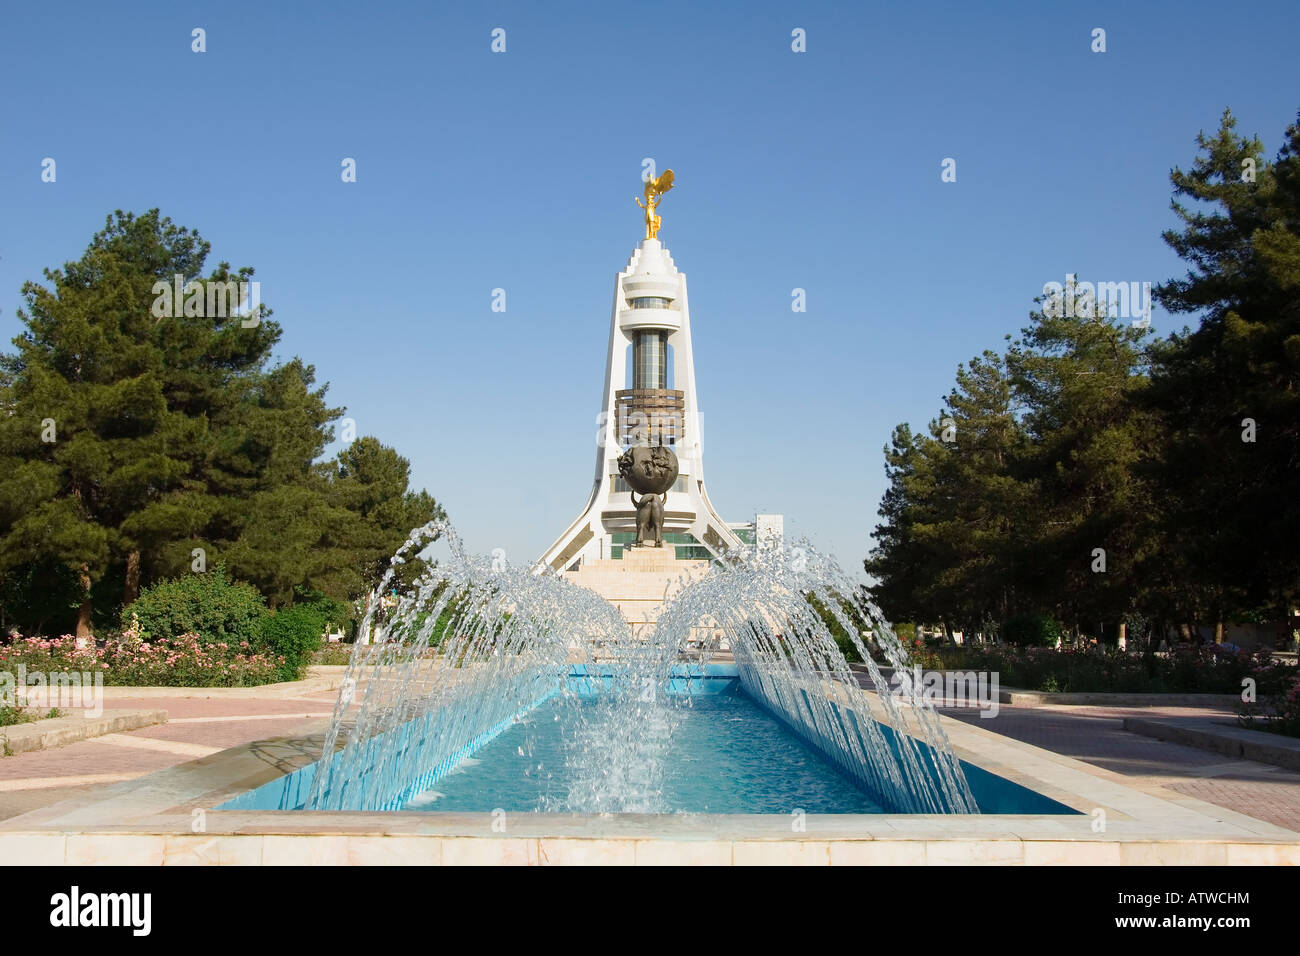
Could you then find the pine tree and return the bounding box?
[1006,289,1155,639]
[865,423,936,627]
[866,352,1033,639]
[325,436,446,595]
[1148,109,1300,625]
[0,210,446,635]
[928,351,1033,636]
[0,210,277,633]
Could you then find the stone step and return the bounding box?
[561,554,713,624]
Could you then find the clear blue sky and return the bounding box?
[2,1,1297,572]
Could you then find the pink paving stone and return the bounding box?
[105,697,338,717]
[0,690,333,822]
[939,703,1300,832]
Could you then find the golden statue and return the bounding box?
[635,169,674,240]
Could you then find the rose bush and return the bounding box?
[0,625,284,687]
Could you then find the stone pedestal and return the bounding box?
[562,547,711,632]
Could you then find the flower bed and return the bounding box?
[0,632,285,687]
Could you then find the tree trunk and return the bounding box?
[75,563,93,638]
[124,550,141,606]
[1118,621,1127,652]
[1214,620,1224,645]
[942,621,957,647]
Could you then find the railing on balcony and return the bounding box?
[614,388,684,446]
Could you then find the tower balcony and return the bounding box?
[618,306,681,334]
[622,274,678,299]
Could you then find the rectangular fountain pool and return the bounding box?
[218,664,1078,816]
[407,692,885,814]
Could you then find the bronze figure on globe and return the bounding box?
[617,443,678,547]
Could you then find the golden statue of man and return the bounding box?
[635,169,674,240]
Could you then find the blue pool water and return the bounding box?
[404,692,885,814]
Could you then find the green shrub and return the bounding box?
[426,586,466,647]
[1239,675,1300,738]
[291,589,349,631]
[833,631,862,664]
[893,622,917,642]
[806,592,865,663]
[124,567,267,646]
[311,643,355,666]
[257,606,327,681]
[1002,613,1062,648]
[1,700,36,727]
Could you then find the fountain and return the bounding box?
[656,541,979,813]
[300,519,979,815]
[303,520,680,812]
[297,171,981,816]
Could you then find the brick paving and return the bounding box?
[104,697,334,751]
[0,694,331,823]
[939,702,1300,832]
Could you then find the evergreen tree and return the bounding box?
[867,352,1031,639]
[0,210,278,633]
[865,423,937,627]
[325,436,446,595]
[1148,109,1300,624]
[865,109,1300,645]
[0,210,446,635]
[224,436,445,609]
[928,351,1032,636]
[1006,290,1154,639]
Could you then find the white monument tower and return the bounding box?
[540,169,743,590]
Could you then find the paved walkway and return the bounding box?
[939,702,1300,832]
[0,694,338,822]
